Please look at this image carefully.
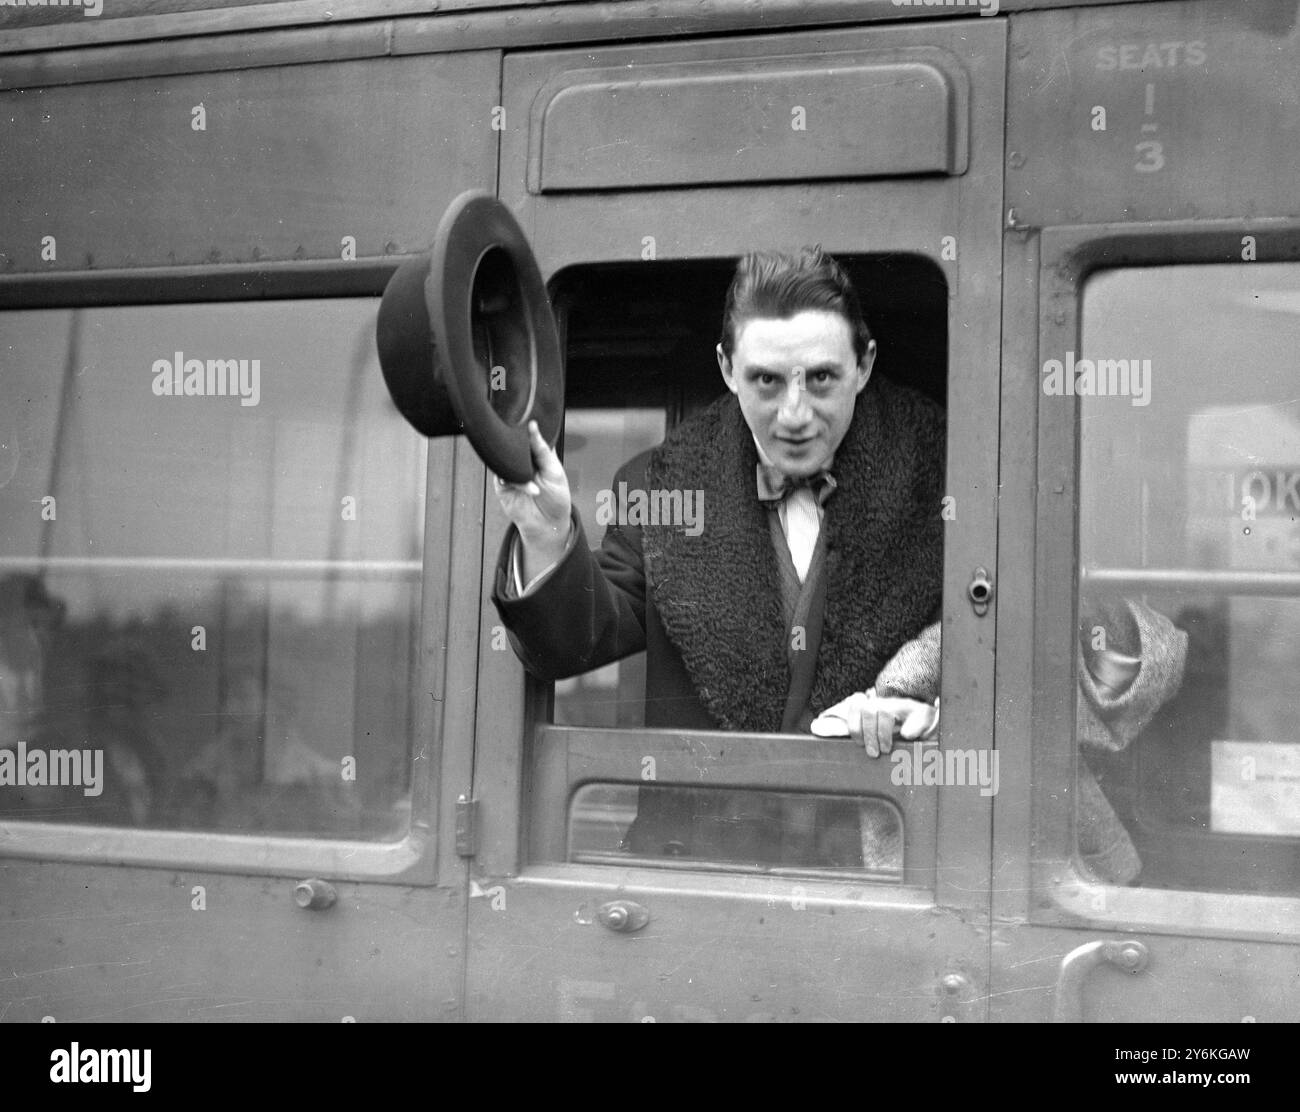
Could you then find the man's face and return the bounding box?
[718,310,875,478]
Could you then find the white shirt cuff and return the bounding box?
[508,525,572,598]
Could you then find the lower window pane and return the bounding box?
[1081,594,1300,894]
[568,783,903,878]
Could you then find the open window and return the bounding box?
[522,254,948,879]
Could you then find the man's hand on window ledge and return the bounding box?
[811,689,940,757]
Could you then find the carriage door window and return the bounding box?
[539,257,946,880]
[0,299,427,839]
[1076,264,1300,894]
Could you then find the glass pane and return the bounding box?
[0,300,428,840]
[1076,263,1300,893]
[569,783,902,877]
[552,407,666,728]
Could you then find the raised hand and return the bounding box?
[492,420,573,581]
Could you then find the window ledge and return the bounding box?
[0,820,435,884]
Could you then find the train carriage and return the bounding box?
[1,0,1298,1023]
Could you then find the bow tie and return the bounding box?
[756,463,838,506]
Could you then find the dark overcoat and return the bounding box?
[492,376,946,862]
[493,376,946,726]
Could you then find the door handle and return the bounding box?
[1051,938,1148,1022]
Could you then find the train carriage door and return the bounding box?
[465,18,1006,1022]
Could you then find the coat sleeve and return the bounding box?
[873,614,942,701]
[1077,598,1189,752]
[490,458,652,682]
[1074,598,1189,885]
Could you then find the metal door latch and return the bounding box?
[968,567,993,616]
[455,794,478,857]
[294,878,337,910]
[597,900,650,934]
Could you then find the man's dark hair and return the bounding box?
[719,246,872,362]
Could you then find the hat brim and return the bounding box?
[427,191,564,484]
[375,190,564,484]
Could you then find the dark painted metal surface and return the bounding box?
[0,862,466,1021]
[466,872,987,1022]
[0,259,407,306]
[1006,0,1300,226]
[527,48,969,191]
[0,0,1151,56]
[0,52,500,272]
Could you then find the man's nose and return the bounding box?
[777,374,812,426]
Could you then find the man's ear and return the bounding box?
[717,343,739,395]
[856,339,878,393]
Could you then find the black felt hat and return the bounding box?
[376,190,564,484]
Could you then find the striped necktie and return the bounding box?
[756,465,838,582]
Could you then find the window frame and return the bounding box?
[0,259,459,885]
[531,725,935,884]
[484,250,971,901]
[1031,220,1300,942]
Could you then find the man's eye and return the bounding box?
[757,374,778,387]
[812,371,833,384]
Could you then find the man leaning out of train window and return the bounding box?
[491,246,944,760]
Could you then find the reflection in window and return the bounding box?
[1077,264,1300,894]
[569,783,902,878]
[0,300,427,839]
[552,408,666,728]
